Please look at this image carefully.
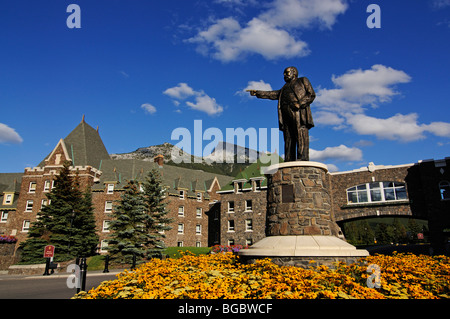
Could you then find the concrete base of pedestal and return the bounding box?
[238,236,369,268]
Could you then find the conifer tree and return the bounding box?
[70,185,99,257]
[141,169,173,256]
[20,161,98,263]
[107,180,149,264]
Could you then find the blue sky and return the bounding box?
[1,0,449,173]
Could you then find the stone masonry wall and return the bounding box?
[266,165,341,237]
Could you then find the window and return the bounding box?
[28,182,37,193]
[100,240,108,253]
[1,211,8,223]
[22,220,30,232]
[245,219,253,231]
[105,201,113,213]
[179,190,185,200]
[41,199,48,210]
[196,224,202,235]
[197,192,202,202]
[253,179,263,191]
[227,201,235,213]
[245,200,253,211]
[3,194,13,205]
[228,220,235,232]
[196,208,202,218]
[178,223,184,234]
[227,239,235,246]
[44,180,51,192]
[440,181,450,200]
[177,241,184,247]
[236,182,244,193]
[102,220,110,232]
[178,206,184,217]
[246,238,253,246]
[196,241,201,247]
[347,182,407,204]
[25,200,34,212]
[107,184,114,194]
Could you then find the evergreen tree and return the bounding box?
[70,185,99,257]
[20,161,98,263]
[141,169,173,256]
[407,218,421,243]
[107,180,149,264]
[392,218,407,243]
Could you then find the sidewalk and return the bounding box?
[0,268,126,280]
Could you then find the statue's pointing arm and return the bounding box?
[248,89,280,100]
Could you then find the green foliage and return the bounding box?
[107,170,173,263]
[343,217,428,246]
[19,161,99,263]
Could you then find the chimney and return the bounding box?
[154,154,164,167]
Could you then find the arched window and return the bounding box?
[439,181,450,200]
[347,182,407,204]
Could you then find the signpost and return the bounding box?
[43,245,55,258]
[43,245,56,276]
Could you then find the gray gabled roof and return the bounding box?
[92,158,232,198]
[39,119,110,169]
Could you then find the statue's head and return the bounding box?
[284,66,298,82]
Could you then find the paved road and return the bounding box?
[0,271,121,299]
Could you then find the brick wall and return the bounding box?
[329,164,413,223]
[219,186,267,246]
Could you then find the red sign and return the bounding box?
[417,233,424,240]
[43,245,55,258]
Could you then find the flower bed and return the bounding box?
[0,235,17,243]
[74,252,450,299]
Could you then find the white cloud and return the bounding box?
[316,64,412,113]
[163,82,196,100]
[164,83,224,116]
[187,17,309,61]
[236,80,273,97]
[310,64,450,142]
[259,0,348,29]
[0,123,23,144]
[424,121,450,137]
[314,111,345,126]
[310,144,363,162]
[346,113,426,142]
[186,0,347,61]
[186,95,224,116]
[141,103,157,115]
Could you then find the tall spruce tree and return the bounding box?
[141,169,173,256]
[20,161,98,263]
[107,180,149,263]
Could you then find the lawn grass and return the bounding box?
[85,247,211,270]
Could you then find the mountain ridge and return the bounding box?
[110,141,263,176]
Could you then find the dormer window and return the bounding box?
[179,190,185,200]
[107,184,114,194]
[3,194,13,205]
[233,179,246,193]
[196,192,202,202]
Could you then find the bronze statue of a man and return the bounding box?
[248,66,315,162]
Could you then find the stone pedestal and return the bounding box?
[239,161,369,268]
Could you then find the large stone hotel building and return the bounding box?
[0,118,449,268]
